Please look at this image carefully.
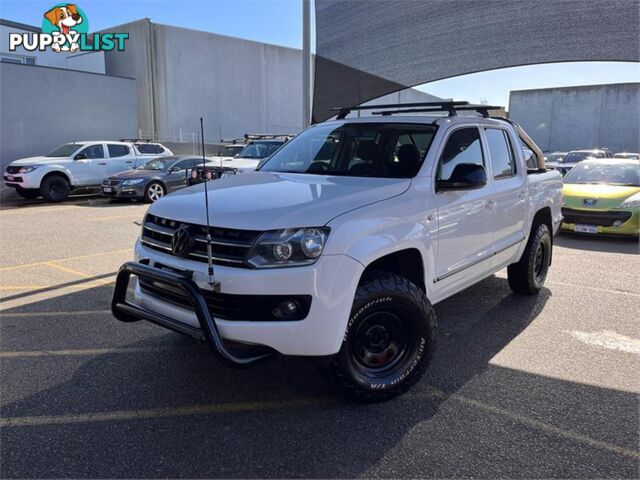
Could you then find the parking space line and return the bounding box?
[419,387,640,460]
[494,274,640,298]
[0,346,181,358]
[89,214,143,222]
[44,262,91,278]
[0,286,50,290]
[0,249,130,272]
[0,309,111,318]
[0,398,328,428]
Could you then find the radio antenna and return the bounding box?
[200,117,215,286]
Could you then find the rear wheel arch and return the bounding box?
[530,206,553,265]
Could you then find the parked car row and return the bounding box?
[544,148,639,176]
[3,140,173,202]
[3,134,293,203]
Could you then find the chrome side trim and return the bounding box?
[435,237,525,283]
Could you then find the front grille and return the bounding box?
[6,166,22,174]
[4,175,23,183]
[562,207,632,227]
[141,214,261,268]
[138,277,310,321]
[103,179,122,187]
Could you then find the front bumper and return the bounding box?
[561,207,639,236]
[101,183,146,198]
[119,240,363,357]
[4,172,40,189]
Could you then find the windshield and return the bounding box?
[237,141,284,159]
[46,143,82,157]
[562,151,603,164]
[137,157,176,170]
[259,123,437,178]
[563,162,640,187]
[219,145,243,157]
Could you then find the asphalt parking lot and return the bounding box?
[1,194,638,478]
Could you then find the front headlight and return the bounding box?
[122,178,145,186]
[618,192,640,209]
[17,165,39,174]
[247,227,330,268]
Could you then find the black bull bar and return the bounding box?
[111,261,274,367]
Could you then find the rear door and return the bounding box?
[481,127,527,255]
[106,144,135,175]
[433,126,497,297]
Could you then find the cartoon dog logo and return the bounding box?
[43,4,83,52]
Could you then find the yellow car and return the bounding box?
[561,159,639,237]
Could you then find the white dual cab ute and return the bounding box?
[3,140,172,202]
[112,101,563,401]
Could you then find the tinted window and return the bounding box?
[174,159,200,170]
[437,128,484,181]
[237,141,284,159]
[80,144,104,159]
[136,144,165,154]
[485,128,516,178]
[107,144,130,158]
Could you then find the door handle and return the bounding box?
[98,162,107,165]
[124,161,133,164]
[518,191,526,200]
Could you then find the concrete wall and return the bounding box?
[103,20,440,146]
[509,83,640,153]
[0,63,138,168]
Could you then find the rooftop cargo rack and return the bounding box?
[244,133,295,140]
[331,101,503,119]
[119,138,154,143]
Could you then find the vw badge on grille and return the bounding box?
[172,225,191,257]
[582,198,598,207]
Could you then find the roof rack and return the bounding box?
[119,138,154,143]
[331,101,504,119]
[244,133,294,140]
[331,101,468,119]
[220,138,245,144]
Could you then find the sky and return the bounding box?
[1,0,638,108]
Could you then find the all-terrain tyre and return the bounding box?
[507,223,551,294]
[40,174,71,202]
[15,186,40,199]
[328,271,436,402]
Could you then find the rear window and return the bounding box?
[135,144,165,154]
[107,144,130,158]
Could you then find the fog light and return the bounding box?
[613,220,623,227]
[273,299,301,319]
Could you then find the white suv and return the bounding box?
[3,140,172,202]
[112,102,563,401]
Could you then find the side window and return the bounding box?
[485,128,516,178]
[107,144,130,158]
[80,144,104,159]
[174,159,198,170]
[136,144,165,154]
[437,128,484,181]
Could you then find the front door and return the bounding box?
[72,143,105,185]
[433,127,497,297]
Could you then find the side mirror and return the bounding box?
[74,153,87,160]
[436,163,487,191]
[168,166,181,173]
